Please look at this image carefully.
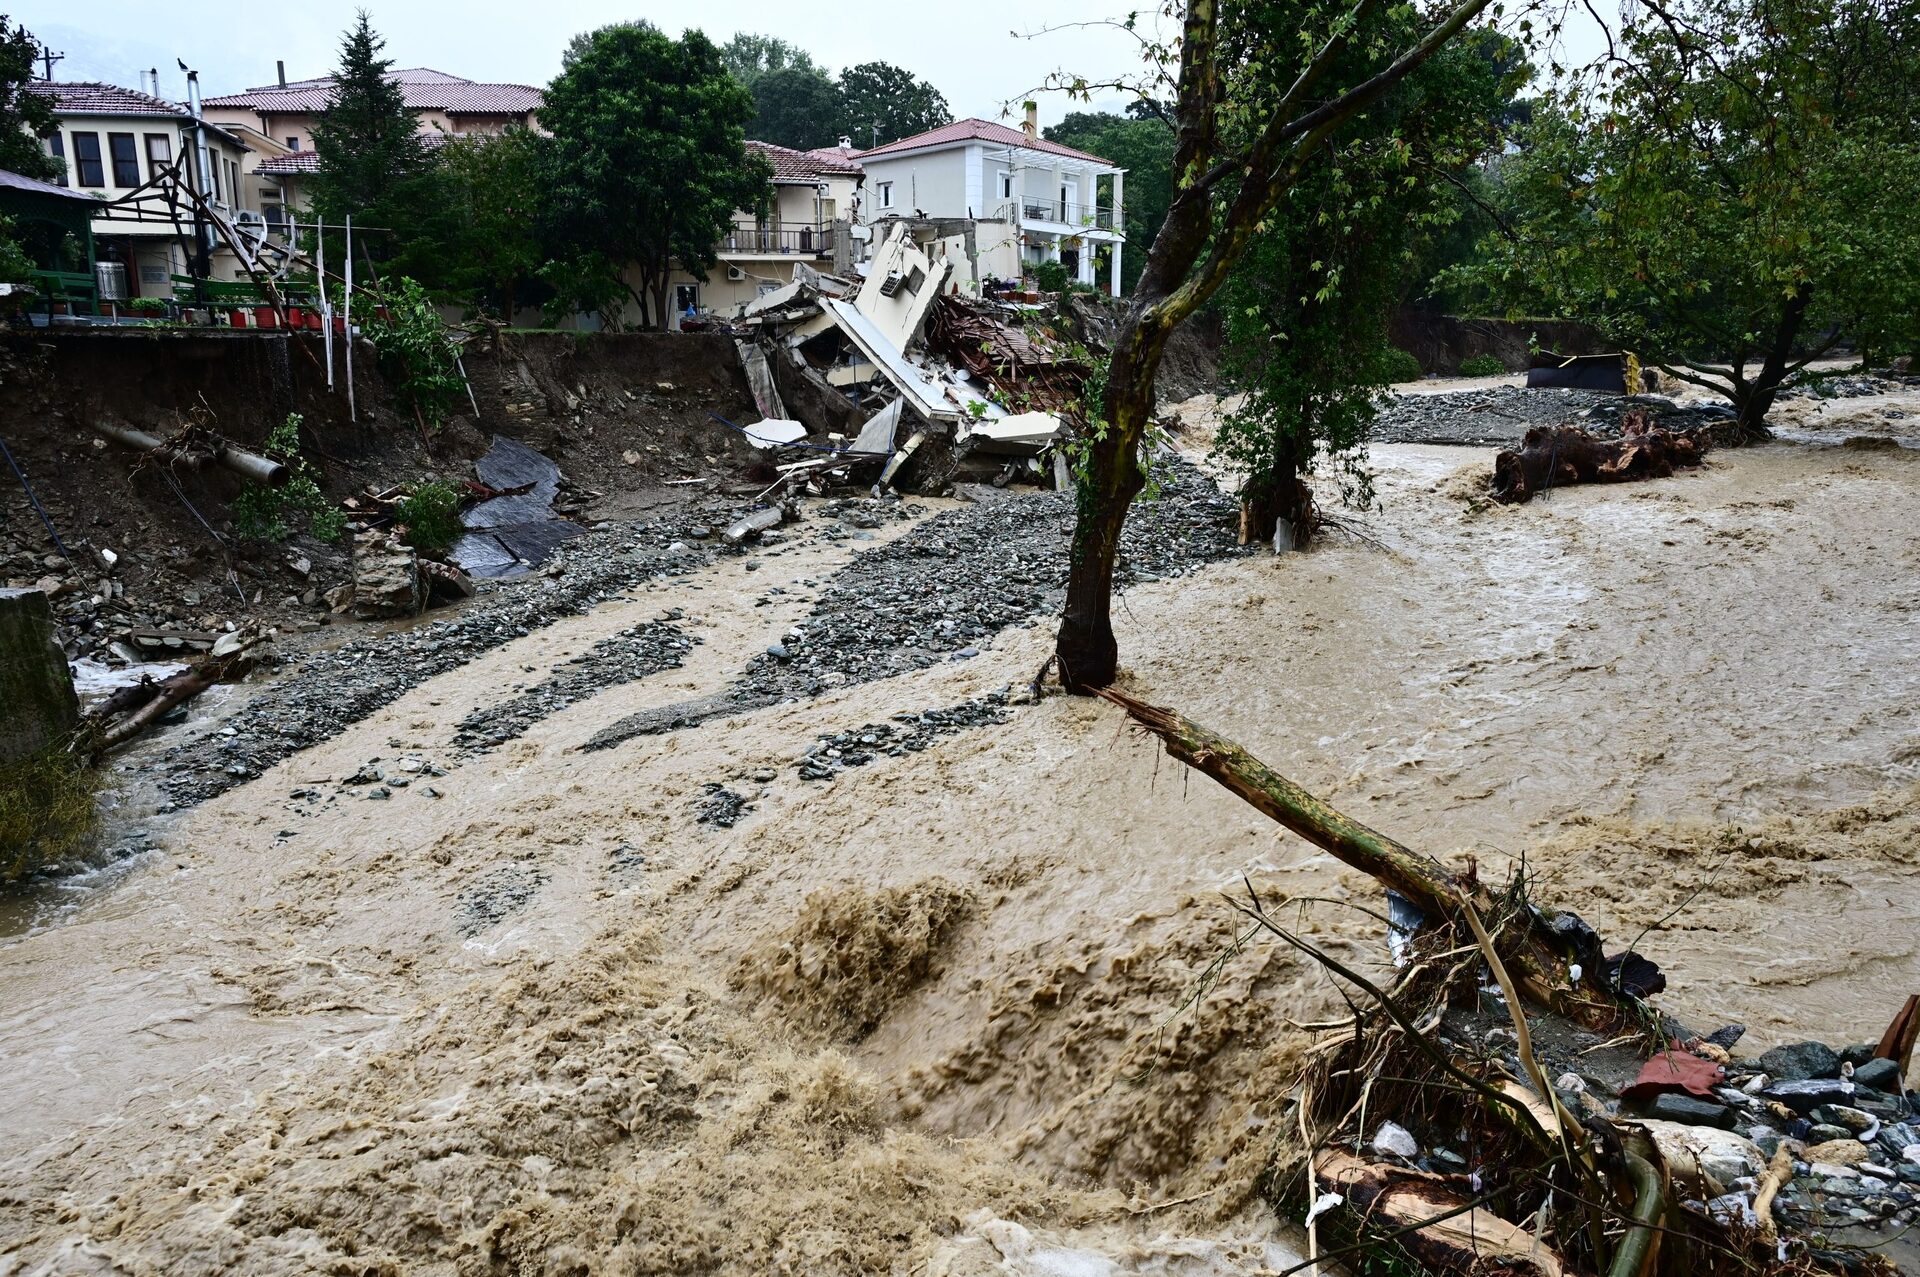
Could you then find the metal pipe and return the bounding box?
[92,421,287,486]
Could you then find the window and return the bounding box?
[71,132,103,186]
[226,159,240,204]
[997,170,1013,199]
[674,283,700,314]
[208,149,221,200]
[263,202,285,231]
[876,180,893,209]
[46,132,66,186]
[108,133,140,186]
[144,133,171,179]
[286,136,300,151]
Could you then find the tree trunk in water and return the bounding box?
[1056,394,1150,691]
[1239,461,1314,551]
[1735,282,1814,443]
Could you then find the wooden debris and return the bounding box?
[1491,412,1706,504]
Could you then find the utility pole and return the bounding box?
[177,59,212,304]
[37,47,62,80]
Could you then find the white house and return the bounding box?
[29,80,259,295]
[660,140,864,324]
[852,109,1125,295]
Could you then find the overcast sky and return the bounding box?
[14,1,1611,127]
[11,1,1169,127]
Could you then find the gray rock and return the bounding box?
[1808,1123,1856,1144]
[1855,1058,1905,1093]
[1759,1041,1842,1082]
[350,529,421,620]
[1762,1078,1855,1114]
[1749,1126,1785,1158]
[1641,1094,1737,1129]
[1815,1104,1878,1135]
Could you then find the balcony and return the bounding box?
[1005,199,1121,232]
[721,220,835,257]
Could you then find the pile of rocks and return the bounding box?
[450,616,698,755]
[795,692,1015,781]
[1371,386,1741,447]
[733,460,1245,705]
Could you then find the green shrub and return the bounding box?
[362,277,465,428]
[232,413,346,543]
[0,746,99,883]
[396,480,464,552]
[1031,260,1070,293]
[1459,353,1509,377]
[1369,347,1425,384]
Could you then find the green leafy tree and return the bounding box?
[1463,0,1920,438]
[721,32,818,87]
[1045,112,1176,294]
[0,213,34,283]
[1214,22,1526,548]
[541,24,769,329]
[750,66,843,148]
[562,19,658,68]
[232,414,346,544]
[0,17,59,182]
[837,62,950,148]
[361,278,464,429]
[397,127,547,318]
[1051,0,1503,689]
[311,11,430,259]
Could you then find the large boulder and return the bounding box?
[0,587,78,763]
[351,530,421,620]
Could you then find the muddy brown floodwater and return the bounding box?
[3,430,1919,1274]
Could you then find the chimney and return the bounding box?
[276,60,286,87]
[1022,101,1038,139]
[148,68,158,95]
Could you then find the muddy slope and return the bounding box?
[2,436,1919,1274]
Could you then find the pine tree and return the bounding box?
[312,11,427,250]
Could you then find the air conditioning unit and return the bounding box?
[234,208,267,246]
[726,265,746,282]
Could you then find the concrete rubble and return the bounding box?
[722,224,1083,499]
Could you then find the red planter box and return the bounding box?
[254,307,280,329]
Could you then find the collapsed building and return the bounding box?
[727,224,1087,498]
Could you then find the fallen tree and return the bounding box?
[1094,687,1900,1277]
[82,631,267,757]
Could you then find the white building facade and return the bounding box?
[852,112,1125,295]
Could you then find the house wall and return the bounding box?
[860,152,968,219]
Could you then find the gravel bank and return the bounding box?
[154,524,721,808]
[584,461,1249,753]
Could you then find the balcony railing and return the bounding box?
[1006,199,1120,230]
[721,220,835,255]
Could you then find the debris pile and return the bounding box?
[1491,410,1708,504]
[1101,687,1920,1277]
[722,225,1085,501]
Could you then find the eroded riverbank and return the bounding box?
[3,433,1918,1274]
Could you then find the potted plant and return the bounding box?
[128,297,167,322]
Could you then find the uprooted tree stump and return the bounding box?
[1095,688,1890,1277]
[1492,412,1707,504]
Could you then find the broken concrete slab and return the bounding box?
[0,587,78,763]
[966,411,1062,456]
[743,418,809,449]
[851,400,904,456]
[450,435,585,578]
[824,300,959,423]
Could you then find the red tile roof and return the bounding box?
[205,68,541,116]
[853,118,1111,165]
[30,81,189,119]
[254,151,320,176]
[746,140,862,182]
